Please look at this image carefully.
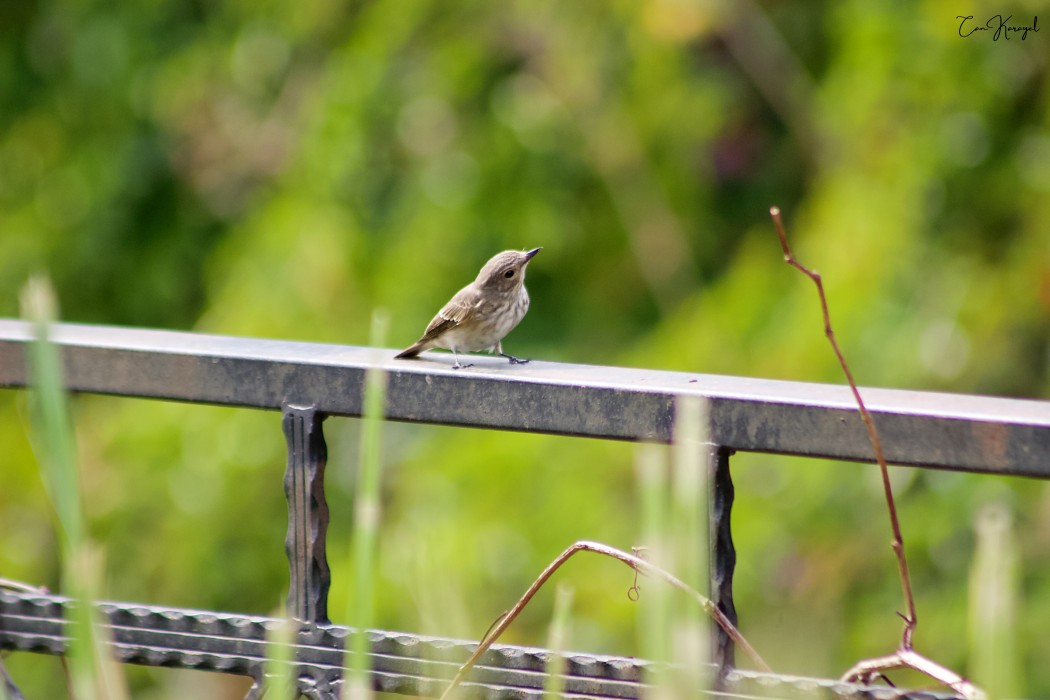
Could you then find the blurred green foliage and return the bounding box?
[1,0,1048,697]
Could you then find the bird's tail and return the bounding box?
[395,342,426,359]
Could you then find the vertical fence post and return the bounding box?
[282,404,331,624]
[709,446,737,670]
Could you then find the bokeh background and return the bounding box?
[2,0,1048,697]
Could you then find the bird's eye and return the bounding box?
[504,270,515,278]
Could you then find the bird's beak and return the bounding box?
[525,247,542,261]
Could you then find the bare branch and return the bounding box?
[770,206,916,640]
[770,207,985,699]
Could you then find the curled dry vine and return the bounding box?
[439,540,771,700]
[770,206,982,700]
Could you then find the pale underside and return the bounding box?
[417,284,530,354]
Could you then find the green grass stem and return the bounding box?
[20,276,127,700]
[969,501,1022,700]
[542,583,574,700]
[263,612,298,700]
[343,309,389,700]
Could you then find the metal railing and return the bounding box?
[1,319,1048,699]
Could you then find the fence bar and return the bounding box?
[282,405,331,624]
[708,447,737,671]
[1,320,1047,476]
[0,590,960,699]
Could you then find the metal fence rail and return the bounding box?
[0,590,961,700]
[1,321,1046,474]
[1,320,1048,698]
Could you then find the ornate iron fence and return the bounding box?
[1,320,1047,698]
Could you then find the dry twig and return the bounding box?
[439,539,771,700]
[0,578,49,594]
[769,206,983,700]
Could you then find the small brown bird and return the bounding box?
[395,248,541,369]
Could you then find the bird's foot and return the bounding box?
[500,353,530,365]
[452,362,475,370]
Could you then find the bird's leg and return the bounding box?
[501,352,533,365]
[451,348,473,370]
[495,341,529,365]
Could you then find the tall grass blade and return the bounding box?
[343,309,389,700]
[263,611,298,700]
[635,443,672,699]
[542,583,574,700]
[635,396,713,698]
[19,276,127,700]
[969,501,1022,700]
[669,396,710,694]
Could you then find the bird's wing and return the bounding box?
[416,286,480,343]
